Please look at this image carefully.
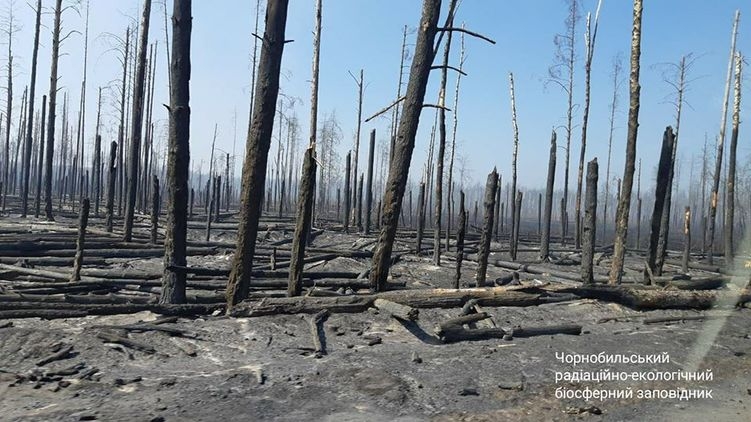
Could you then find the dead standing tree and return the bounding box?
[645,127,675,284]
[123,0,153,241]
[508,72,520,260]
[475,169,498,287]
[44,0,64,221]
[20,0,42,217]
[603,55,624,242]
[369,0,442,292]
[724,52,742,266]
[161,0,192,304]
[540,130,557,261]
[288,0,322,297]
[707,10,739,265]
[573,1,601,249]
[548,0,580,244]
[432,0,458,266]
[581,158,598,284]
[226,0,290,307]
[609,0,642,285]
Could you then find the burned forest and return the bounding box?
[0,0,750,420]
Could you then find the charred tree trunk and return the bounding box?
[508,72,520,260]
[44,0,63,221]
[356,174,363,231]
[365,129,375,235]
[432,0,457,266]
[34,96,46,218]
[288,147,316,297]
[71,198,90,282]
[708,10,740,265]
[416,181,426,254]
[106,141,117,232]
[343,151,351,232]
[151,176,160,244]
[581,158,598,284]
[724,52,741,267]
[123,0,153,241]
[512,191,522,261]
[370,0,441,291]
[117,27,130,218]
[21,0,42,217]
[645,127,675,284]
[574,4,601,249]
[540,130,556,261]
[475,169,498,287]
[225,0,290,308]
[454,191,466,289]
[682,206,691,273]
[609,0,642,284]
[288,0,321,297]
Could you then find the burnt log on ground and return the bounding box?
[0,303,223,319]
[308,309,329,357]
[557,285,751,310]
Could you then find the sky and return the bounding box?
[5,0,751,194]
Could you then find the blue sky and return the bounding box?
[7,0,751,191]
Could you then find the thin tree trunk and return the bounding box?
[512,191,523,261]
[44,0,64,222]
[416,181,425,254]
[454,191,466,289]
[106,141,117,232]
[34,96,46,218]
[343,151,351,232]
[225,0,290,308]
[609,0,643,284]
[724,52,742,267]
[365,129,375,235]
[508,72,520,260]
[446,27,465,253]
[475,169,498,287]
[581,158,598,284]
[21,0,42,217]
[117,27,130,217]
[71,198,90,282]
[574,3,601,249]
[708,10,740,265]
[151,176,160,244]
[123,0,153,241]
[682,206,691,273]
[540,130,557,261]
[288,0,322,297]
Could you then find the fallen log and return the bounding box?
[0,302,222,319]
[558,285,751,310]
[36,344,74,366]
[230,287,568,317]
[373,298,419,321]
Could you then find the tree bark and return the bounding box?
[609,0,642,284]
[123,0,153,241]
[151,176,160,244]
[581,158,598,284]
[475,169,498,287]
[370,0,442,291]
[225,0,290,308]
